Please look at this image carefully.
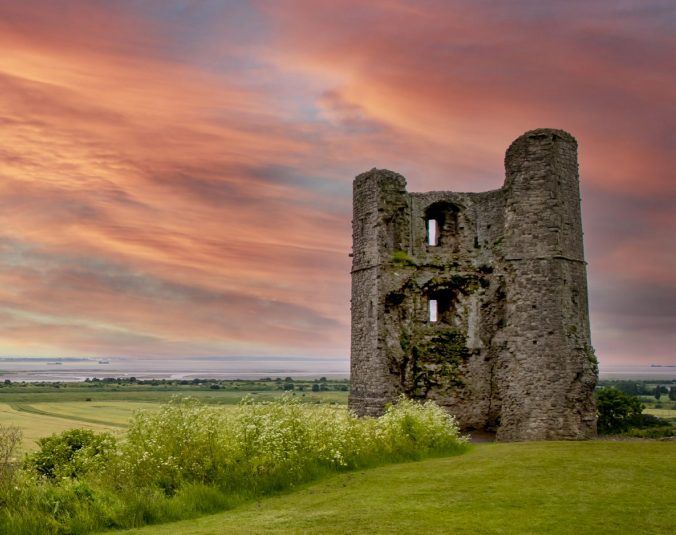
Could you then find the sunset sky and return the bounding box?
[0,1,673,366]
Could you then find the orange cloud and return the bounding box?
[0,1,673,365]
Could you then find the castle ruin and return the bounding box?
[349,129,597,441]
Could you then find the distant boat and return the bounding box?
[47,362,63,365]
[98,360,110,364]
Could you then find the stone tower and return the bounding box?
[348,129,597,441]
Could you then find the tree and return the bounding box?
[596,388,643,434]
[654,386,662,401]
[669,386,676,401]
[311,383,320,392]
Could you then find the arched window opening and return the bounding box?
[425,201,459,247]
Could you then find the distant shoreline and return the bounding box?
[0,361,674,383]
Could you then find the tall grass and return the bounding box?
[0,395,468,534]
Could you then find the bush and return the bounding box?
[625,426,675,439]
[1,396,468,534]
[115,398,228,492]
[596,388,643,434]
[378,397,466,458]
[115,395,467,494]
[0,424,21,488]
[627,413,670,429]
[23,428,117,479]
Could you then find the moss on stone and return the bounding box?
[425,273,482,295]
[397,327,470,397]
[391,250,417,267]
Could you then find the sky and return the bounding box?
[0,0,674,366]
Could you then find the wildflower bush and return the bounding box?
[0,395,468,534]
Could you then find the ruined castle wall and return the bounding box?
[349,129,597,440]
[349,170,408,416]
[497,130,596,440]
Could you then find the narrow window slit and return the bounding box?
[427,219,438,246]
[429,299,438,322]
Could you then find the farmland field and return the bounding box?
[0,382,349,450]
[0,402,118,450]
[643,408,676,420]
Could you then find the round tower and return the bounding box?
[497,129,597,440]
[349,169,409,416]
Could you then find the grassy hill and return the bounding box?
[119,440,675,535]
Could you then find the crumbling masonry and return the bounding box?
[349,129,597,441]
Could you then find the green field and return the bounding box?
[644,407,676,420]
[0,387,348,404]
[118,441,675,535]
[0,402,125,450]
[0,386,349,451]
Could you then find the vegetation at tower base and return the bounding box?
[0,395,467,534]
[349,129,598,440]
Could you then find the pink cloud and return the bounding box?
[0,1,673,365]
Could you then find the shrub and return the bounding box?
[377,397,466,458]
[0,424,21,489]
[625,426,674,439]
[111,395,467,495]
[596,388,643,434]
[23,428,117,479]
[1,396,468,534]
[627,413,670,429]
[116,398,228,492]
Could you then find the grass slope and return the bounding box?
[119,441,675,535]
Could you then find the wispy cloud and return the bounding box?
[0,0,673,363]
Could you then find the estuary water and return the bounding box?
[0,358,673,383]
[0,357,350,382]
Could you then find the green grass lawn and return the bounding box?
[118,440,675,535]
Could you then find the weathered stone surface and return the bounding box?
[348,129,598,441]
